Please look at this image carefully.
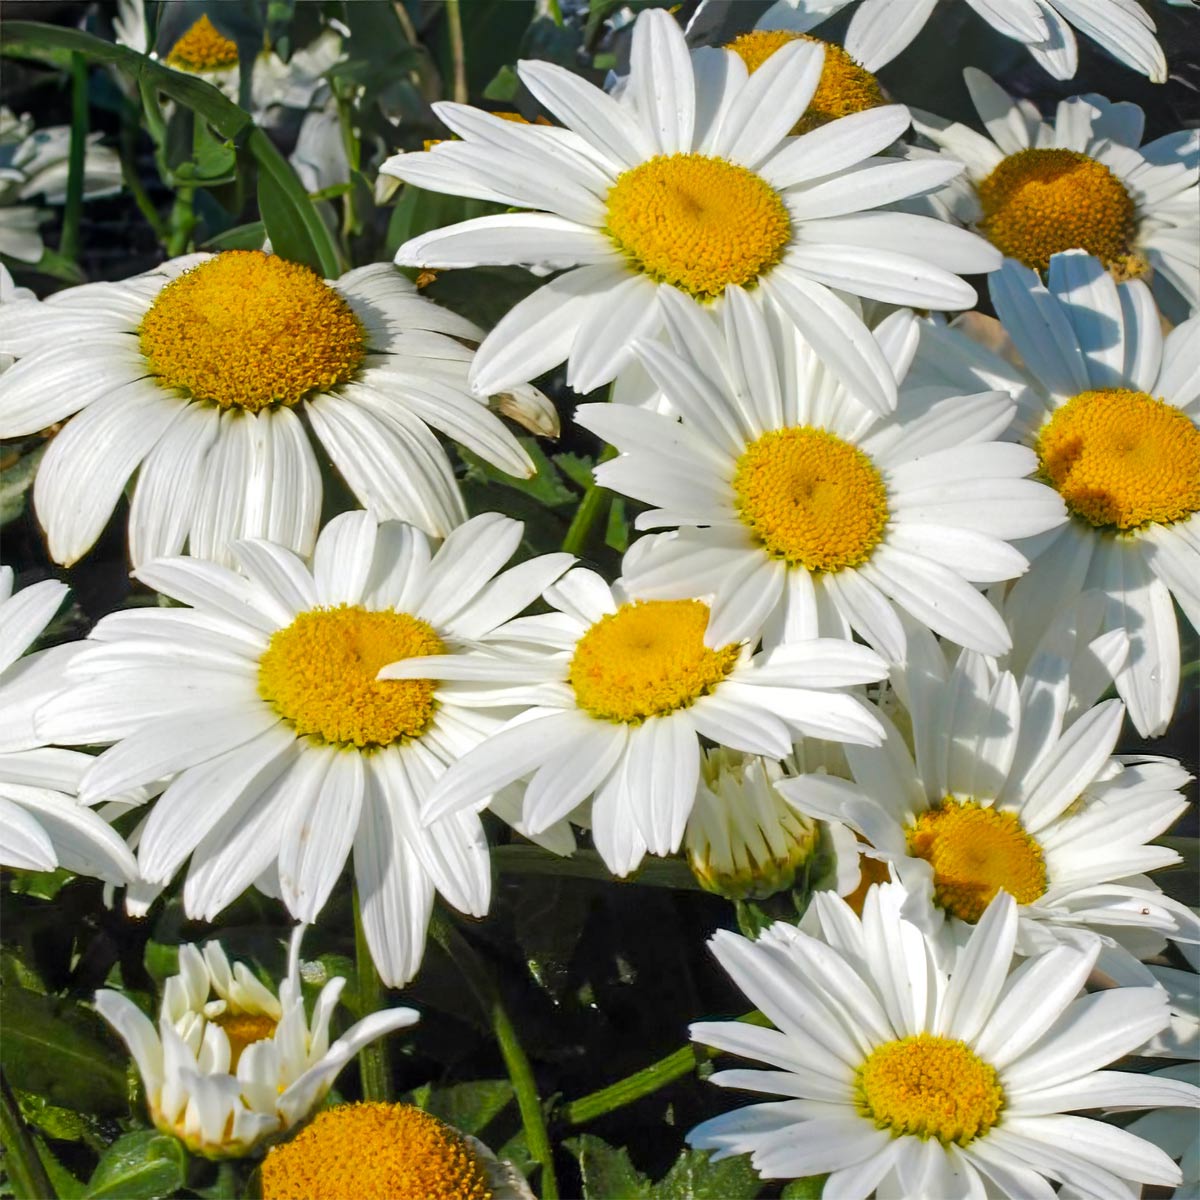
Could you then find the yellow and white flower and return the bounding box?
[0,567,136,882]
[404,564,887,876]
[778,615,1200,970]
[688,886,1199,1197]
[756,0,1167,81]
[95,928,418,1157]
[260,1101,533,1199]
[577,287,1065,660]
[912,71,1198,315]
[0,251,556,567]
[383,7,998,414]
[36,511,573,985]
[913,250,1200,735]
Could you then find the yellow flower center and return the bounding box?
[257,606,445,749]
[165,15,239,72]
[725,30,885,135]
[977,148,1136,274]
[261,1103,493,1200]
[138,251,365,413]
[733,427,889,571]
[906,799,1047,924]
[857,1034,1005,1146]
[1036,388,1200,531]
[210,1011,278,1070]
[605,154,791,300]
[568,600,740,724]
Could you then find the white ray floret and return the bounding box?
[0,251,556,568]
[688,885,1199,1198]
[95,926,418,1157]
[911,249,1200,736]
[382,7,998,415]
[575,288,1064,661]
[35,511,574,986]
[0,566,136,883]
[398,563,888,878]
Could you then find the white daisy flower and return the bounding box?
[95,927,418,1158]
[1128,1064,1200,1200]
[0,251,557,567]
[914,250,1200,736]
[576,287,1064,661]
[35,511,573,986]
[382,7,998,415]
[0,566,136,883]
[260,1100,534,1200]
[913,71,1199,315]
[398,564,887,877]
[758,0,1167,82]
[688,886,1199,1198]
[778,613,1200,969]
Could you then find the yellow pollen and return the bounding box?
[165,15,239,72]
[1037,388,1200,531]
[733,427,889,571]
[569,600,739,724]
[725,30,885,135]
[605,154,791,300]
[258,606,445,749]
[907,799,1047,924]
[857,1034,1005,1146]
[210,1011,277,1070]
[138,251,365,412]
[261,1103,493,1200]
[977,148,1135,274]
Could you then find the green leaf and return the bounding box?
[201,221,266,252]
[482,65,520,102]
[605,496,629,553]
[16,1093,95,1144]
[459,439,575,508]
[553,452,594,491]
[417,1079,514,1137]
[83,1132,185,1200]
[35,1136,86,1200]
[781,1176,828,1199]
[257,163,333,276]
[0,442,47,527]
[0,986,128,1117]
[653,1148,762,1200]
[566,1134,652,1200]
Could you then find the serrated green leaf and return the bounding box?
[0,443,45,527]
[459,439,575,508]
[16,1092,95,1143]
[417,1079,514,1137]
[35,1136,86,1200]
[566,1135,652,1200]
[652,1148,761,1200]
[84,1132,185,1200]
[0,986,127,1116]
[781,1176,828,1199]
[553,452,594,491]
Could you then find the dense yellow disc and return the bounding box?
[165,15,239,72]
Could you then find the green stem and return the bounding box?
[353,888,393,1102]
[431,912,559,1200]
[58,53,89,263]
[0,1071,56,1200]
[165,183,196,258]
[561,445,618,556]
[214,1158,238,1199]
[118,129,167,244]
[564,1012,768,1127]
[444,0,468,103]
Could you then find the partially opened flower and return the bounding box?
[260,1102,533,1199]
[383,7,998,414]
[0,252,555,567]
[689,886,1199,1197]
[0,566,136,883]
[913,72,1198,315]
[95,928,418,1157]
[403,564,887,876]
[779,615,1200,970]
[756,0,1167,82]
[36,511,572,985]
[577,288,1064,659]
[914,250,1200,735]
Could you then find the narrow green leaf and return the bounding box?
[83,1132,185,1200]
[416,1080,514,1137]
[256,163,328,276]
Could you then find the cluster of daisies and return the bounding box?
[1,2,1198,1197]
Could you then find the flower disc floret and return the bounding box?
[725,30,885,134]
[605,154,791,300]
[568,600,739,724]
[733,427,889,571]
[165,15,239,72]
[260,1103,493,1200]
[857,1033,1005,1146]
[211,1011,278,1069]
[258,606,444,748]
[906,799,1048,923]
[977,148,1135,274]
[138,251,366,412]
[1036,388,1200,531]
